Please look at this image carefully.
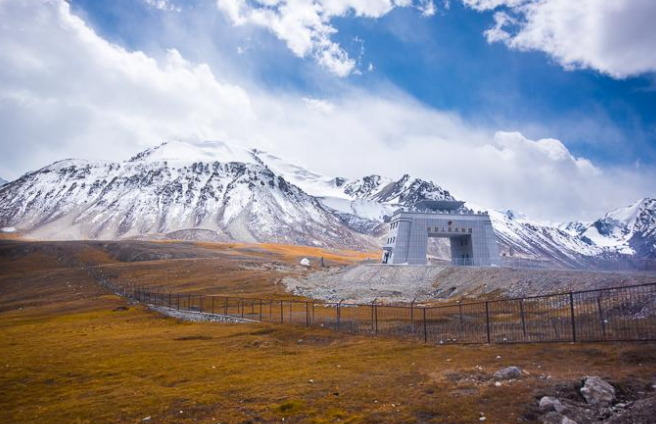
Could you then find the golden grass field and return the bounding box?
[1,240,656,424]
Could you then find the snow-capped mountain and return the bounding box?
[475,199,656,265]
[0,142,376,248]
[0,140,654,263]
[581,199,656,257]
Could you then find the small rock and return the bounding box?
[142,417,151,422]
[494,366,522,380]
[540,411,565,424]
[496,356,502,359]
[605,396,656,424]
[580,376,615,406]
[299,258,311,267]
[539,397,564,413]
[494,381,502,387]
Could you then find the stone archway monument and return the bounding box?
[382,200,500,266]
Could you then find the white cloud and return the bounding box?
[464,0,656,78]
[461,0,527,11]
[215,0,434,76]
[302,97,335,113]
[0,0,250,177]
[143,0,181,12]
[418,0,437,17]
[0,0,654,221]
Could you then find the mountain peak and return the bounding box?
[128,140,258,166]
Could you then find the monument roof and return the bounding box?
[413,200,465,211]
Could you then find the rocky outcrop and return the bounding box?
[537,376,655,424]
[580,376,616,406]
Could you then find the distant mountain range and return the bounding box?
[0,141,654,264]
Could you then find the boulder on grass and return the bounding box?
[539,396,563,413]
[494,366,522,380]
[580,376,615,406]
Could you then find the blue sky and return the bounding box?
[1,0,655,220]
[70,0,656,168]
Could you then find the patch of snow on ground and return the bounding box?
[320,197,395,221]
[149,305,254,323]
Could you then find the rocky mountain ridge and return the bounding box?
[0,141,654,263]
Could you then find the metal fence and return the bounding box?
[85,264,656,344]
[443,257,656,273]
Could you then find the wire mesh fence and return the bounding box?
[84,263,656,345]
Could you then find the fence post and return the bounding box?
[422,308,428,343]
[225,297,229,316]
[370,298,378,334]
[519,298,527,339]
[306,302,310,327]
[410,298,416,334]
[168,292,172,309]
[569,292,577,342]
[240,298,244,318]
[597,295,606,337]
[337,300,342,330]
[280,300,284,323]
[211,296,215,315]
[177,294,180,310]
[375,303,378,335]
[187,294,191,311]
[199,295,203,313]
[259,299,263,322]
[485,301,491,344]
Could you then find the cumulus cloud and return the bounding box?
[0,0,250,178]
[215,0,435,76]
[0,0,654,221]
[463,0,656,78]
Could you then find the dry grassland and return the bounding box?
[1,240,655,424]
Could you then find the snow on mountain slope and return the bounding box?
[250,150,349,198]
[486,209,602,265]
[468,199,656,264]
[344,174,455,205]
[581,198,656,256]
[0,145,375,248]
[0,176,7,187]
[130,140,258,166]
